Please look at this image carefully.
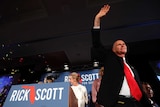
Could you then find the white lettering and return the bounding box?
[22,90,30,101]
[58,88,64,99]
[41,88,47,100]
[35,87,64,100]
[64,76,69,82]
[52,88,57,100]
[9,89,30,101]
[9,87,65,102]
[35,89,41,100]
[81,73,99,82]
[46,88,52,100]
[9,90,17,101]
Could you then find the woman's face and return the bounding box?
[68,76,74,85]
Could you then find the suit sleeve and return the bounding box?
[91,28,107,64]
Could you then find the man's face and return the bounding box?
[47,79,53,83]
[112,40,127,55]
[142,84,154,98]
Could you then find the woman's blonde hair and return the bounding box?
[69,72,81,82]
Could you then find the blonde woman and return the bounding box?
[68,72,88,107]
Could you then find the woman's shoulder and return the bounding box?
[78,84,87,89]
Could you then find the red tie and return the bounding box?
[123,61,142,101]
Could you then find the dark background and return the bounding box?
[0,0,160,106]
[0,0,160,86]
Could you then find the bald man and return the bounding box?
[91,4,152,107]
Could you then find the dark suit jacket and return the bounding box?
[91,28,152,107]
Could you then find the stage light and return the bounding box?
[93,61,99,67]
[45,65,52,72]
[64,64,69,70]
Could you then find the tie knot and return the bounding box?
[123,57,126,63]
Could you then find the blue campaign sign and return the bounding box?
[79,69,99,91]
[3,82,70,107]
[55,69,99,95]
[43,69,100,93]
[54,69,100,107]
